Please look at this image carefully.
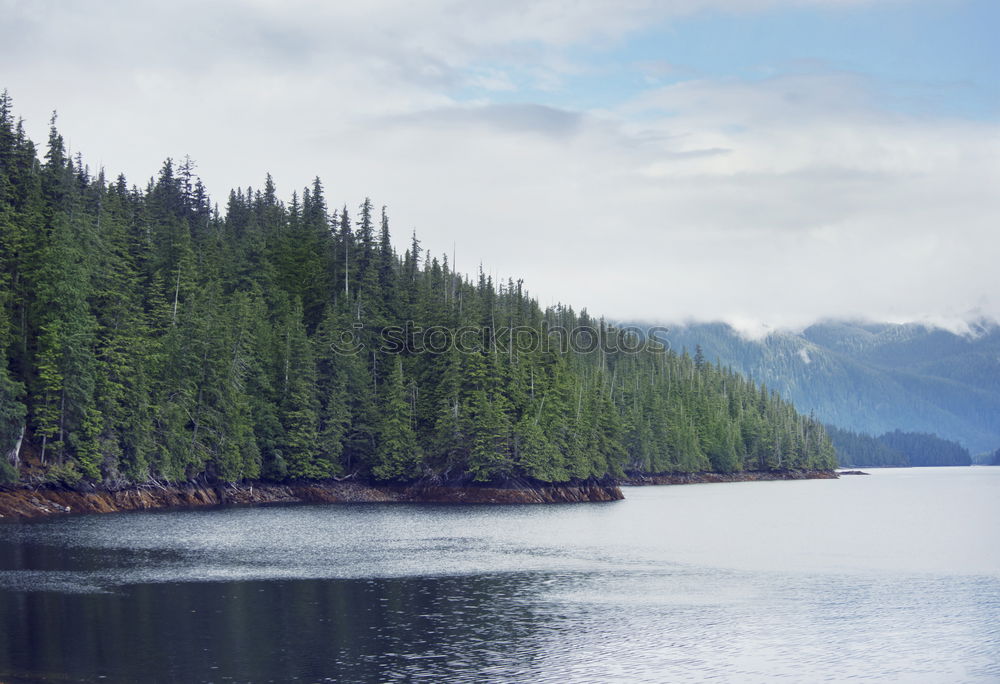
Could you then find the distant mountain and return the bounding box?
[648,320,1000,455]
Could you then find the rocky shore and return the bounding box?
[0,478,624,519]
[0,470,837,520]
[618,469,838,486]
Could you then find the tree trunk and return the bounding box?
[172,269,181,325]
[5,425,24,467]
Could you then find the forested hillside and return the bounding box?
[825,425,908,467]
[656,321,1000,454]
[0,93,836,487]
[826,425,971,468]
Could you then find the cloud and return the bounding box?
[386,104,583,138]
[352,72,999,330]
[0,0,994,332]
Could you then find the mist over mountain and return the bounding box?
[647,319,1000,455]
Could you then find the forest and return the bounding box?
[826,425,972,467]
[0,92,836,487]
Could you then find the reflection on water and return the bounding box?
[1,467,998,683]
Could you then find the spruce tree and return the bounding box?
[373,356,420,481]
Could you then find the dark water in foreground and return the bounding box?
[1,467,998,683]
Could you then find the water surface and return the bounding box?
[1,467,998,682]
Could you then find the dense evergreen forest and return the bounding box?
[825,425,908,467]
[876,430,972,467]
[826,425,972,467]
[0,93,836,487]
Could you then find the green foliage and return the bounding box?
[44,461,83,486]
[827,424,971,467]
[0,357,24,462]
[0,93,838,486]
[372,357,420,481]
[826,425,907,467]
[877,429,971,467]
[279,301,326,480]
[513,410,561,481]
[0,458,17,484]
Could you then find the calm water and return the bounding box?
[1,467,998,683]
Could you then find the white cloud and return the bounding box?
[0,0,994,331]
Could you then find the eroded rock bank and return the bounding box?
[0,471,836,520]
[618,469,838,486]
[0,479,624,519]
[399,482,624,504]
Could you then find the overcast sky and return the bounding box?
[2,0,998,333]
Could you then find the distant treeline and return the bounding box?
[826,425,972,467]
[0,91,836,487]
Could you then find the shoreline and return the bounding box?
[0,479,624,519]
[0,469,837,520]
[618,469,838,486]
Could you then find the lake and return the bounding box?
[1,467,998,682]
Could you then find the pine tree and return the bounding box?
[279,301,324,479]
[31,141,101,472]
[513,408,560,481]
[312,306,349,476]
[0,308,25,482]
[373,356,420,480]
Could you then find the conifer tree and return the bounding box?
[373,356,420,481]
[279,301,324,479]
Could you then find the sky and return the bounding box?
[2,0,998,334]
